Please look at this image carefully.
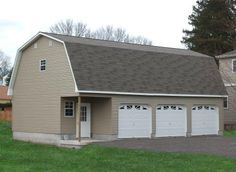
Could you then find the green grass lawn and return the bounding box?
[1,121,236,172]
[224,130,236,136]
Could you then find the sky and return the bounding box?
[0,0,197,65]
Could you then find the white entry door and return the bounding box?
[192,105,219,136]
[118,104,152,138]
[156,105,187,137]
[80,103,91,138]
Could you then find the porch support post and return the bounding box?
[76,96,81,141]
[186,104,192,137]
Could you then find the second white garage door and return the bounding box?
[118,104,152,138]
[156,105,187,137]
[192,105,219,136]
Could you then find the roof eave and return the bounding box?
[216,54,236,59]
[78,90,227,98]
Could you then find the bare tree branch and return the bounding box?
[74,23,88,37]
[50,19,74,35]
[114,28,126,42]
[49,20,152,45]
[0,50,10,83]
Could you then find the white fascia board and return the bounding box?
[78,90,227,98]
[39,33,64,44]
[18,32,42,51]
[8,32,79,95]
[15,32,64,52]
[7,51,21,95]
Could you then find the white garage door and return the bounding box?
[192,105,219,136]
[118,104,152,138]
[156,105,187,137]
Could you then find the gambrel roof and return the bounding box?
[8,32,227,97]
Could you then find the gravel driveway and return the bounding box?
[94,136,236,158]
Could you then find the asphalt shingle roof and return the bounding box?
[44,32,227,95]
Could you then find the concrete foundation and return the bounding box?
[13,132,117,146]
[218,130,223,136]
[13,132,61,146]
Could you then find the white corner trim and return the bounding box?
[78,90,227,98]
[63,43,79,92]
[8,51,22,95]
[8,32,79,95]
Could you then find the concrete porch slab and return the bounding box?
[59,139,108,148]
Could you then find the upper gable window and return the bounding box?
[40,59,46,71]
[232,59,236,72]
[33,43,37,48]
[49,40,53,46]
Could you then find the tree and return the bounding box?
[74,22,90,37]
[92,26,152,45]
[0,50,10,84]
[182,0,236,56]
[5,67,12,86]
[50,19,74,35]
[50,19,152,45]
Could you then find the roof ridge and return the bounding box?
[42,32,184,50]
[41,32,210,58]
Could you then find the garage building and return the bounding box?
[10,32,227,145]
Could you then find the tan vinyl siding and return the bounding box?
[60,97,112,135]
[13,36,77,134]
[219,58,236,124]
[111,95,224,135]
[60,97,77,134]
[219,58,236,84]
[90,98,112,135]
[224,86,236,124]
[82,97,112,135]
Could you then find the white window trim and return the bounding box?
[64,101,75,118]
[232,59,236,73]
[224,96,228,110]
[39,59,46,72]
